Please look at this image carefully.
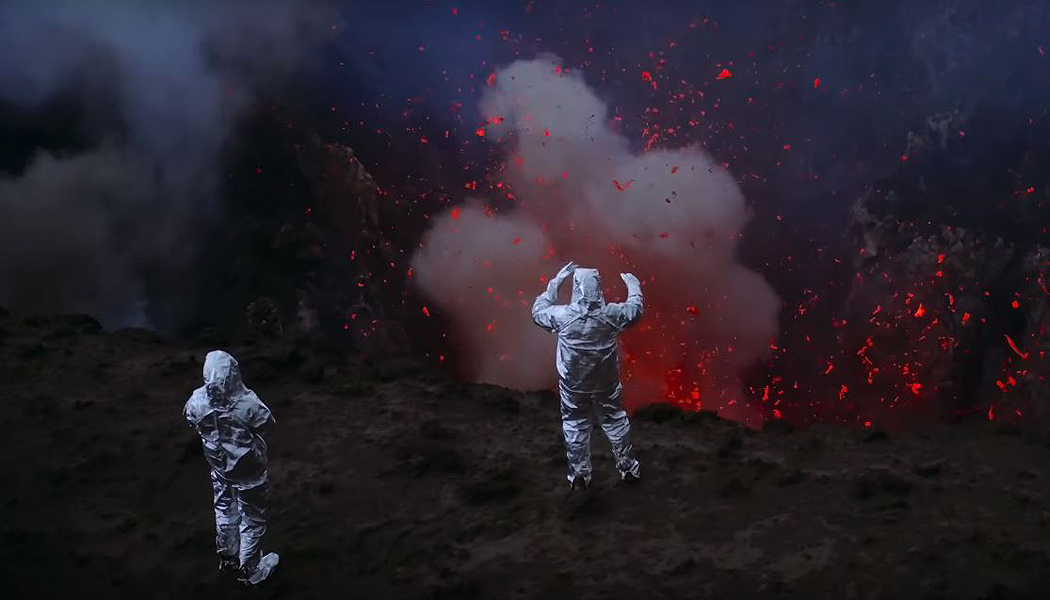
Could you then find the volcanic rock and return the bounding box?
[2,315,1050,599]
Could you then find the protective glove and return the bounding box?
[555,261,579,283]
[546,261,578,296]
[620,272,642,296]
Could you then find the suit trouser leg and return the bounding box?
[598,387,641,478]
[236,480,269,572]
[211,471,241,562]
[559,384,594,484]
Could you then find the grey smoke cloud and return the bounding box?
[0,1,334,327]
[411,55,780,425]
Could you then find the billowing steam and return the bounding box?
[0,1,334,327]
[412,55,780,425]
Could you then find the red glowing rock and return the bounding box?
[1005,334,1029,359]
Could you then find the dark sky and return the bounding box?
[319,0,1050,231]
[0,0,1048,328]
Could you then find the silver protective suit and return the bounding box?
[184,350,276,575]
[532,266,643,485]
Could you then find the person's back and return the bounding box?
[184,350,279,585]
[532,263,643,489]
[184,362,272,487]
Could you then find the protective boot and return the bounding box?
[238,552,279,586]
[620,470,641,483]
[218,555,239,574]
[619,460,642,483]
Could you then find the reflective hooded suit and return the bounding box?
[184,350,275,576]
[532,265,643,485]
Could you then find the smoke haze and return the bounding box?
[412,55,779,425]
[0,1,334,327]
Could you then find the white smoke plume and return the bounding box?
[412,55,780,425]
[0,1,335,327]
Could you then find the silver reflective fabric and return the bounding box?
[533,265,643,484]
[184,350,276,573]
[211,470,269,572]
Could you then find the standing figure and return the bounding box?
[532,262,644,489]
[184,350,280,585]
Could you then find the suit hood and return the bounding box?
[203,350,246,409]
[571,268,605,309]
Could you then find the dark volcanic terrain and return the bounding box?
[2,310,1050,600]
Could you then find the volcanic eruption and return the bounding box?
[411,55,780,427]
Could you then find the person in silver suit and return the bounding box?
[532,262,644,489]
[184,350,279,585]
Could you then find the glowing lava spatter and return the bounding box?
[370,7,1050,429]
[411,56,779,428]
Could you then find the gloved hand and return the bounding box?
[555,261,579,282]
[543,261,578,299]
[620,272,642,295]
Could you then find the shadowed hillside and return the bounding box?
[1,310,1049,599]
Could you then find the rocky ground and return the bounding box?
[2,311,1050,599]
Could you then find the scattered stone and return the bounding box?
[717,433,743,458]
[665,557,695,576]
[854,467,915,499]
[425,578,480,600]
[48,314,102,337]
[762,419,794,434]
[298,360,325,384]
[17,343,46,358]
[481,393,520,414]
[112,328,163,344]
[862,429,889,443]
[177,439,201,465]
[915,459,947,478]
[994,425,1022,437]
[745,453,784,473]
[562,490,610,521]
[719,476,750,497]
[421,420,455,440]
[777,469,807,487]
[633,403,685,423]
[395,446,466,477]
[23,315,49,327]
[461,479,520,505]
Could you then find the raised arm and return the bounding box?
[532,261,577,332]
[606,272,644,329]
